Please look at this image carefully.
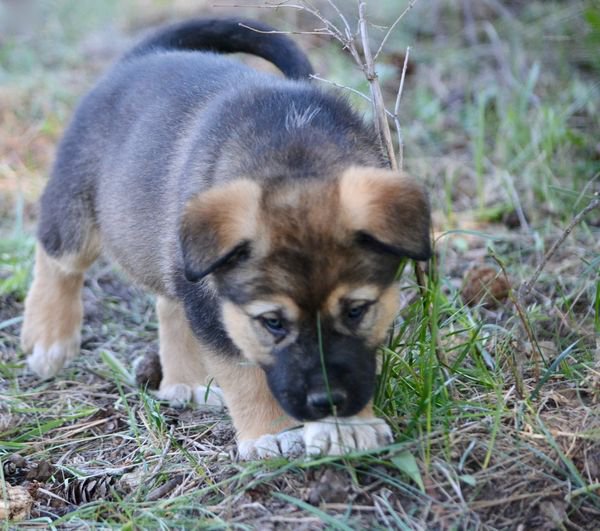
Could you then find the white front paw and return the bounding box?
[238,429,304,460]
[155,383,191,407]
[156,383,225,409]
[27,336,80,380]
[303,416,393,456]
[192,384,225,407]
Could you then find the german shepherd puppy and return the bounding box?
[21,19,431,459]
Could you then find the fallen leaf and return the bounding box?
[0,483,34,521]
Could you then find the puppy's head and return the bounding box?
[180,166,431,421]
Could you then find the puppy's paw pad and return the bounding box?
[304,416,393,456]
[238,429,304,461]
[27,338,79,380]
[155,383,192,408]
[192,385,225,408]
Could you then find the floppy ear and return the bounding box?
[339,167,431,261]
[179,180,262,282]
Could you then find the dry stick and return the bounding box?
[393,46,410,171]
[351,2,449,384]
[309,74,396,120]
[146,475,185,502]
[231,1,357,59]
[271,1,348,44]
[325,0,353,41]
[358,1,398,171]
[521,195,600,297]
[237,23,331,36]
[373,0,418,62]
[310,73,372,102]
[299,0,347,43]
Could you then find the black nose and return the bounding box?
[307,389,348,415]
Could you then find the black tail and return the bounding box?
[125,18,314,80]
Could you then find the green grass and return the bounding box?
[1,0,599,529]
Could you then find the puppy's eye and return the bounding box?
[259,313,287,337]
[346,302,372,322]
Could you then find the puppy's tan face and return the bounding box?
[180,166,431,421]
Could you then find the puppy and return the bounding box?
[21,18,431,459]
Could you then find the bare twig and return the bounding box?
[325,0,354,41]
[245,0,409,171]
[310,74,371,102]
[238,22,330,36]
[393,46,410,170]
[521,195,600,297]
[220,2,347,43]
[358,1,398,170]
[149,426,174,477]
[373,0,418,62]
[146,474,185,502]
[309,74,396,120]
[314,0,363,66]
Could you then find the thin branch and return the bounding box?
[305,0,362,64]
[325,0,353,38]
[322,0,363,63]
[219,2,347,44]
[373,0,418,62]
[520,195,600,297]
[286,0,347,43]
[309,74,396,119]
[310,74,370,102]
[358,1,398,170]
[238,22,330,36]
[393,46,410,170]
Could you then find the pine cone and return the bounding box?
[64,475,117,505]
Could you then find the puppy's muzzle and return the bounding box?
[306,388,348,417]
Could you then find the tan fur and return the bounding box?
[157,298,299,442]
[221,301,279,365]
[244,295,300,323]
[323,284,381,318]
[339,166,429,256]
[322,283,399,345]
[356,401,375,418]
[204,354,299,440]
[264,180,343,248]
[182,179,264,255]
[53,230,101,275]
[367,283,401,347]
[21,244,96,353]
[156,296,211,390]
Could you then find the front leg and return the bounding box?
[155,296,224,408]
[303,402,393,456]
[205,355,303,460]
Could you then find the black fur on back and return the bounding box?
[124,18,314,80]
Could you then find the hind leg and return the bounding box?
[21,236,99,379]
